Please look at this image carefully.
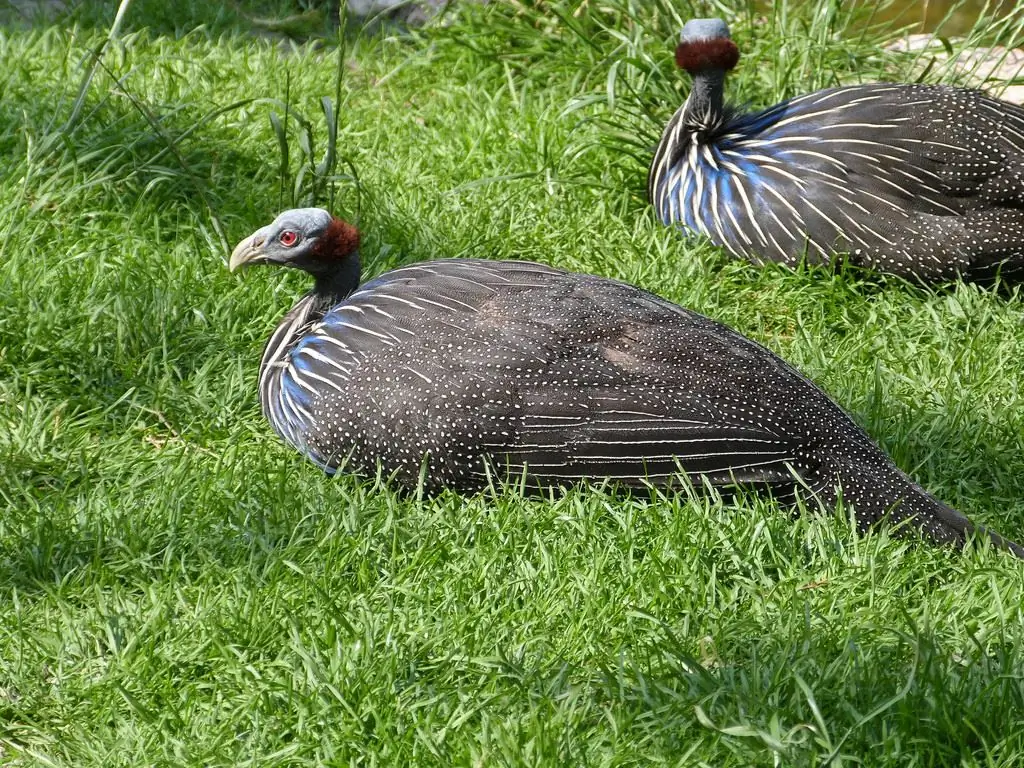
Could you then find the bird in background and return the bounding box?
[229,207,1023,558]
[649,18,1024,283]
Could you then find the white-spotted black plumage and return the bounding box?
[229,209,1024,558]
[649,19,1024,282]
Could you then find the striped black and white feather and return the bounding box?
[230,210,1024,557]
[649,19,1024,282]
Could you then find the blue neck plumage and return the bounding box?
[258,255,361,471]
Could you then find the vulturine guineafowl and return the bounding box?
[649,18,1024,283]
[229,208,1024,557]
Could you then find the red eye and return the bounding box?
[279,230,299,247]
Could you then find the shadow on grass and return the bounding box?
[578,622,1024,762]
[0,0,314,38]
[0,0,424,41]
[1,439,1022,598]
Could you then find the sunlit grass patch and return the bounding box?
[1,1,1023,765]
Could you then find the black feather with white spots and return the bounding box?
[650,52,1024,281]
[250,256,1023,557]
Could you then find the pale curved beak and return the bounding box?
[229,234,267,272]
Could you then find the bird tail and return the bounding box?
[827,457,1024,560]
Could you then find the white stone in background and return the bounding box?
[887,34,1024,104]
[1,0,67,23]
[346,0,454,25]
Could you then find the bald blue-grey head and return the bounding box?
[229,208,339,271]
[675,17,739,75]
[229,207,362,297]
[680,18,731,44]
[671,16,740,131]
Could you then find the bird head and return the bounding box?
[229,208,361,279]
[675,18,739,74]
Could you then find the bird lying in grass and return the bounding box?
[649,18,1024,283]
[229,207,1024,558]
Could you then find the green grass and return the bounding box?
[1,0,1024,764]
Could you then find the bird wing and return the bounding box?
[301,261,819,489]
[685,84,1024,277]
[487,281,814,488]
[498,380,805,487]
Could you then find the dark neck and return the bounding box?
[682,69,727,130]
[311,251,361,312]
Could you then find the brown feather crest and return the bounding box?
[675,39,740,72]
